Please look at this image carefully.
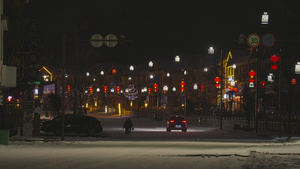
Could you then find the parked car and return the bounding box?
[166,115,187,132]
[41,114,103,136]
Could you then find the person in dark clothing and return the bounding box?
[123,118,133,135]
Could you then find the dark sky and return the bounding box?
[27,0,299,67]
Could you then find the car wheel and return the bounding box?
[167,128,171,132]
[182,129,187,132]
[87,128,95,136]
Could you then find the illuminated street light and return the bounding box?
[204,67,208,72]
[175,55,180,62]
[86,72,90,76]
[172,87,176,92]
[261,12,269,24]
[100,71,104,75]
[129,65,134,71]
[148,61,153,67]
[208,46,214,55]
[295,62,300,74]
[232,64,236,69]
[193,83,198,90]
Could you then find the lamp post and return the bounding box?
[129,65,140,118]
[209,46,223,129]
[175,56,187,117]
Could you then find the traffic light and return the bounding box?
[148,88,151,94]
[104,86,107,93]
[116,86,120,94]
[67,85,71,92]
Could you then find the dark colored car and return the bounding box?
[41,114,103,136]
[166,115,187,132]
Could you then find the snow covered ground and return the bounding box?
[1,139,300,169]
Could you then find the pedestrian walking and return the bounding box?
[123,118,133,135]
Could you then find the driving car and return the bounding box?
[166,115,187,132]
[41,114,103,136]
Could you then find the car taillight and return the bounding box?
[182,120,187,123]
[170,120,174,123]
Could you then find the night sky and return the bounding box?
[27,0,298,67]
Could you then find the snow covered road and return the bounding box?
[1,140,300,169]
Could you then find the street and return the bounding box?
[38,111,283,142]
[2,113,300,169]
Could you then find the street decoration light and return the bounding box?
[89,86,93,94]
[248,70,256,88]
[116,86,120,94]
[214,77,220,88]
[291,79,296,85]
[260,81,266,88]
[153,83,158,92]
[201,85,205,91]
[163,85,168,93]
[180,81,185,92]
[270,54,280,71]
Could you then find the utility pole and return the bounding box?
[61,34,66,141]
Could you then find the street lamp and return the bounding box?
[129,65,141,118]
[261,12,269,25]
[295,62,300,74]
[149,61,153,67]
[175,55,180,62]
[209,46,223,129]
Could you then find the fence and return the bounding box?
[187,112,300,134]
